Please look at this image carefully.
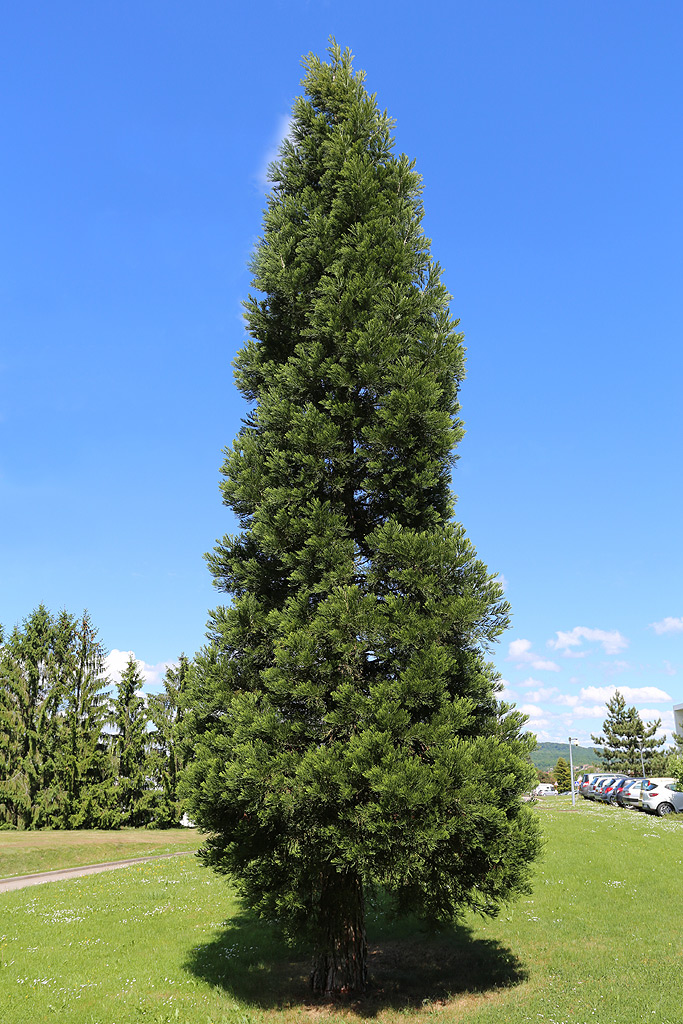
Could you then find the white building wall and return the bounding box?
[673,703,683,739]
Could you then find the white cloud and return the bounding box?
[495,573,508,592]
[573,704,607,719]
[549,626,628,657]
[105,649,134,686]
[105,649,177,691]
[518,705,554,738]
[554,694,580,707]
[528,727,558,743]
[651,616,683,635]
[519,703,545,717]
[580,685,672,704]
[663,660,677,676]
[508,698,599,744]
[256,114,294,190]
[517,704,573,743]
[637,708,672,726]
[508,639,560,672]
[525,685,559,703]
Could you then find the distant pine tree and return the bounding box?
[111,656,152,827]
[554,757,571,792]
[52,611,114,828]
[591,690,665,775]
[147,654,193,826]
[0,606,63,827]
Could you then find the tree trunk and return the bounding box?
[310,871,367,996]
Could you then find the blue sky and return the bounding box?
[2,2,682,743]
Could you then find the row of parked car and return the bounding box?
[578,773,683,816]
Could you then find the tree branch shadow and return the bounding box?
[182,906,528,1016]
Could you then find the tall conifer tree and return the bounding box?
[52,611,114,828]
[0,606,62,827]
[554,757,571,792]
[148,654,192,826]
[111,655,151,827]
[183,42,540,994]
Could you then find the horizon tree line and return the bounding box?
[0,604,191,830]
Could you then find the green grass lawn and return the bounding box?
[0,828,202,878]
[1,799,681,1023]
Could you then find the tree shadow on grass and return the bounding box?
[182,906,528,1016]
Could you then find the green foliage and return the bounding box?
[0,607,118,829]
[0,606,117,829]
[553,757,571,792]
[147,654,193,827]
[110,655,152,827]
[0,607,191,830]
[51,611,116,829]
[183,41,541,992]
[670,754,683,792]
[529,741,598,772]
[591,690,665,775]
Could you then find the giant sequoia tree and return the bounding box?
[183,43,540,995]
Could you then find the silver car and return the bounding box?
[585,775,613,800]
[617,778,646,808]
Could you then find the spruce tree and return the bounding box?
[0,653,32,827]
[52,611,114,828]
[0,606,63,827]
[183,42,541,994]
[147,654,192,826]
[111,655,151,827]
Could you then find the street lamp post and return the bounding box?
[568,736,578,807]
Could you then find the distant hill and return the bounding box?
[530,741,599,772]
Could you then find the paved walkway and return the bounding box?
[0,851,193,893]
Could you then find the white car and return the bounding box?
[638,778,683,816]
[534,783,557,796]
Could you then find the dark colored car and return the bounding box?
[597,775,632,805]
